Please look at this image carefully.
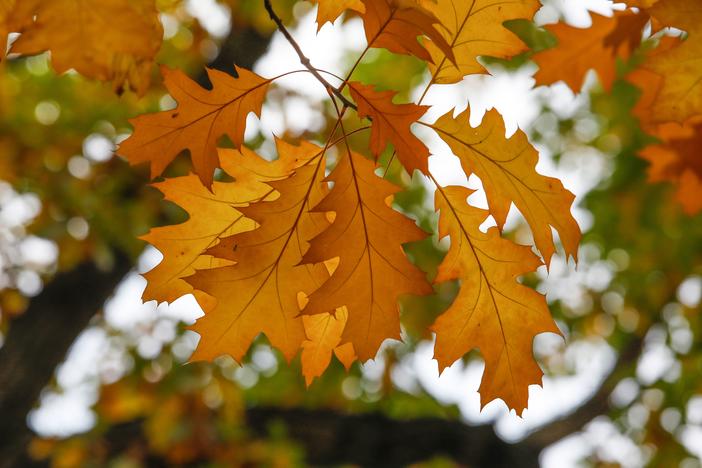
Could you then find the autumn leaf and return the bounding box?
[624,0,659,7]
[185,141,330,362]
[627,36,682,129]
[640,120,702,214]
[646,0,702,30]
[432,186,560,414]
[349,81,430,175]
[360,0,453,63]
[140,142,311,309]
[641,35,702,123]
[0,0,24,62]
[119,66,271,187]
[301,308,356,385]
[4,0,162,94]
[532,11,647,91]
[314,0,365,29]
[301,147,432,361]
[424,0,540,84]
[430,108,580,265]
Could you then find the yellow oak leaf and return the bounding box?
[119,66,271,187]
[349,81,430,175]
[647,0,702,30]
[301,147,432,361]
[186,142,331,362]
[430,108,580,265]
[4,0,162,94]
[532,11,647,91]
[314,0,365,29]
[627,36,682,130]
[640,120,702,214]
[643,40,702,123]
[141,142,311,308]
[432,186,560,414]
[1,0,19,60]
[301,307,356,385]
[360,0,453,63]
[624,0,659,7]
[424,0,540,83]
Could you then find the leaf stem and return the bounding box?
[264,0,357,111]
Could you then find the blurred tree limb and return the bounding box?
[0,22,275,468]
[0,253,131,468]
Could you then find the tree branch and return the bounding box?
[21,407,542,468]
[246,407,541,467]
[0,21,278,467]
[0,254,132,468]
[524,337,644,447]
[263,0,358,110]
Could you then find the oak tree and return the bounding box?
[1,0,701,466]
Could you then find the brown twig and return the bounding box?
[263,0,357,111]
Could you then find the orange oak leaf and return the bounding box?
[424,0,540,83]
[532,11,647,91]
[1,1,19,60]
[639,11,702,124]
[624,0,659,7]
[140,142,311,308]
[627,36,682,130]
[432,186,560,414]
[360,0,453,63]
[301,307,356,385]
[646,0,702,30]
[185,142,331,362]
[349,81,430,175]
[301,148,432,361]
[119,66,271,187]
[3,0,162,94]
[642,39,702,123]
[430,108,580,265]
[640,120,702,214]
[314,0,365,29]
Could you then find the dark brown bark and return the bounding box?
[15,408,542,468]
[0,22,276,468]
[246,407,542,467]
[0,254,131,468]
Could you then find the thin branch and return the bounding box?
[524,336,644,447]
[263,0,357,111]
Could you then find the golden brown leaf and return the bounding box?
[360,0,453,63]
[646,0,702,30]
[432,186,560,414]
[627,36,682,129]
[624,0,659,7]
[532,11,646,91]
[641,31,702,122]
[186,142,331,362]
[424,0,540,83]
[301,148,432,361]
[301,307,356,385]
[119,66,271,187]
[431,108,580,264]
[640,120,702,214]
[349,81,430,175]
[141,142,311,308]
[314,0,365,29]
[0,0,18,60]
[5,0,162,94]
